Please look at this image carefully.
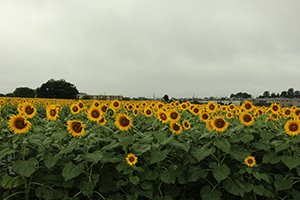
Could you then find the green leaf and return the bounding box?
[84,150,103,163]
[271,140,290,152]
[144,170,158,180]
[35,186,65,199]
[129,144,151,155]
[0,147,17,160]
[169,140,190,152]
[141,181,152,190]
[260,131,275,140]
[150,150,167,164]
[153,131,168,144]
[187,165,208,182]
[119,135,135,147]
[223,173,245,197]
[274,174,293,191]
[262,151,280,164]
[253,185,265,196]
[252,139,270,150]
[116,179,128,188]
[200,185,222,200]
[230,151,250,162]
[78,174,99,196]
[213,164,230,183]
[241,134,254,143]
[44,152,60,169]
[281,155,300,170]
[129,176,140,185]
[0,175,23,189]
[62,162,83,181]
[213,138,231,153]
[159,169,176,184]
[12,157,38,177]
[191,146,216,162]
[101,140,120,151]
[116,160,128,172]
[58,139,79,155]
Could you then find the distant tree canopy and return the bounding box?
[36,79,79,99]
[13,87,35,98]
[163,94,169,102]
[230,92,252,99]
[258,88,300,99]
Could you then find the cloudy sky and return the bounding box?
[1,0,300,99]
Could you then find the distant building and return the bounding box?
[77,94,123,100]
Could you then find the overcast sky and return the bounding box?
[1,0,300,99]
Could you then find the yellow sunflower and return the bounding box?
[240,113,255,126]
[284,119,300,136]
[168,110,180,122]
[144,107,153,117]
[212,116,229,133]
[98,116,107,126]
[242,100,255,112]
[87,106,102,121]
[244,156,256,167]
[22,102,36,118]
[170,121,182,135]
[226,112,234,119]
[46,105,59,121]
[199,112,210,122]
[115,114,132,131]
[111,100,122,110]
[126,153,138,166]
[8,114,32,134]
[191,106,201,115]
[293,108,300,117]
[207,101,217,113]
[182,120,191,130]
[133,108,139,117]
[78,100,85,110]
[67,120,85,137]
[99,104,108,114]
[70,103,80,114]
[270,103,281,113]
[157,110,169,124]
[283,108,292,119]
[180,102,188,111]
[228,104,235,111]
[92,101,101,107]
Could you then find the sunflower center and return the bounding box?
[50,109,57,117]
[248,159,253,164]
[285,110,291,115]
[92,110,100,118]
[120,116,130,127]
[72,122,83,133]
[78,103,84,109]
[202,113,209,120]
[160,113,167,120]
[245,104,252,109]
[146,110,151,115]
[243,114,252,122]
[94,102,100,107]
[129,157,135,162]
[99,117,105,123]
[273,105,279,111]
[289,123,298,132]
[172,123,180,131]
[214,118,226,128]
[193,108,199,113]
[209,105,215,110]
[101,105,108,112]
[15,118,26,129]
[72,106,79,112]
[184,122,189,128]
[25,106,34,115]
[171,112,178,119]
[296,110,300,115]
[114,102,119,107]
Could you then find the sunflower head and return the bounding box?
[245,156,256,167]
[88,106,102,121]
[200,112,210,122]
[240,113,255,126]
[46,105,59,121]
[270,103,281,113]
[126,153,138,166]
[168,110,180,121]
[111,100,121,110]
[207,101,216,113]
[98,116,107,126]
[157,110,169,124]
[285,120,300,136]
[182,120,191,130]
[115,114,132,131]
[8,114,32,134]
[67,120,85,137]
[144,107,153,117]
[170,121,182,135]
[133,108,139,117]
[70,104,80,114]
[242,100,255,112]
[212,116,229,133]
[22,102,36,118]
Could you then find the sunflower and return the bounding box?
[133,108,139,117]
[92,101,101,107]
[70,104,80,114]
[156,102,165,110]
[115,114,132,131]
[191,106,201,115]
[284,120,300,136]
[170,121,182,135]
[240,113,255,126]
[207,101,217,113]
[283,108,292,119]
[98,116,107,126]
[228,104,235,111]
[199,112,210,122]
[87,106,102,121]
[182,120,191,130]
[78,100,85,110]
[180,102,188,111]
[111,100,121,110]
[294,108,300,117]
[212,116,229,133]
[226,112,234,119]
[22,102,36,118]
[206,120,214,131]
[67,120,85,137]
[144,107,153,117]
[157,110,169,124]
[270,103,281,113]
[168,110,180,122]
[46,105,59,121]
[244,156,256,167]
[8,114,32,134]
[106,108,116,118]
[126,153,138,166]
[242,100,255,112]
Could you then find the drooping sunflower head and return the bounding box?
[46,105,59,121]
[70,103,80,114]
[88,106,102,121]
[170,121,182,135]
[115,114,132,131]
[98,116,107,126]
[67,120,85,137]
[168,110,180,122]
[22,102,36,118]
[240,113,255,126]
[212,116,229,133]
[182,120,191,130]
[244,156,256,167]
[126,153,138,166]
[285,119,300,136]
[99,104,108,114]
[133,108,139,117]
[157,110,169,124]
[8,114,32,134]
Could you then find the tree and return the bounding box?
[36,79,79,99]
[13,87,35,98]
[295,90,300,98]
[163,94,169,102]
[287,88,294,98]
[263,91,270,98]
[280,91,288,98]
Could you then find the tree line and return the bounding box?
[257,88,300,99]
[0,79,79,99]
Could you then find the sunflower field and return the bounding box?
[1,97,300,200]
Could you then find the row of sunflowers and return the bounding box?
[1,97,300,199]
